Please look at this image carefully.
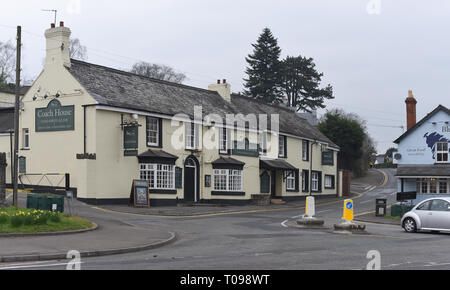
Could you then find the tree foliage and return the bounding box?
[130,61,186,84]
[244,28,283,104]
[281,55,334,112]
[69,38,88,61]
[0,41,15,89]
[319,109,375,177]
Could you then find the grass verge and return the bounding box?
[0,207,94,234]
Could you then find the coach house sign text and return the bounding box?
[35,99,75,132]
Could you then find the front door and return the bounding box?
[271,170,276,198]
[184,156,198,203]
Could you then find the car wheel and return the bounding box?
[403,218,417,233]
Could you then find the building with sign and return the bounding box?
[0,22,342,206]
[394,91,450,204]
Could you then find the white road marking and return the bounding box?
[0,261,83,270]
[281,220,289,228]
[360,200,374,204]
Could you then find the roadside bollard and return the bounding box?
[334,199,366,233]
[297,196,325,227]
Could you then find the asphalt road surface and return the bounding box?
[3,169,450,270]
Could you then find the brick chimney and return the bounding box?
[208,79,231,102]
[44,21,72,68]
[405,90,417,131]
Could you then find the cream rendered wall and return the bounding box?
[278,137,338,197]
[91,113,261,201]
[17,64,97,198]
[0,135,12,184]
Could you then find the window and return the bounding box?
[259,132,267,156]
[417,200,432,211]
[23,128,30,149]
[279,135,286,158]
[213,169,243,192]
[430,179,438,193]
[302,140,309,161]
[219,127,229,154]
[436,142,449,163]
[140,164,175,190]
[286,171,296,191]
[146,117,160,147]
[430,199,450,212]
[185,122,200,150]
[311,172,319,191]
[325,175,335,189]
[302,170,309,192]
[439,179,448,194]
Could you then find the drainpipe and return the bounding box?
[309,140,315,196]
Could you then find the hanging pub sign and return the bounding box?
[322,151,334,166]
[35,99,75,132]
[129,179,150,208]
[124,124,139,156]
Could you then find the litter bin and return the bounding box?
[376,199,387,217]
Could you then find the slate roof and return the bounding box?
[394,105,450,144]
[396,164,450,177]
[0,107,14,133]
[67,59,338,149]
[0,84,31,96]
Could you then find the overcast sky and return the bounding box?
[1,0,449,154]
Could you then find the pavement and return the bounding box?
[0,193,176,263]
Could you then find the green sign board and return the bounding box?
[124,125,139,150]
[19,156,26,174]
[232,140,259,158]
[322,151,334,166]
[35,99,75,132]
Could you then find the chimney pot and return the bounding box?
[60,21,64,27]
[217,80,220,84]
[51,23,55,28]
[223,79,227,84]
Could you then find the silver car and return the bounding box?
[401,198,450,233]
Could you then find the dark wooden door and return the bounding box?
[184,167,196,202]
[271,170,276,198]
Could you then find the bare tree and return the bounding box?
[130,61,186,84]
[0,41,16,87]
[70,38,88,61]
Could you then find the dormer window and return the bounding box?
[436,142,448,163]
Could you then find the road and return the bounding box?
[3,169,450,270]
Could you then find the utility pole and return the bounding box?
[13,26,21,207]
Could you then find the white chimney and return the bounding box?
[208,79,231,102]
[45,21,71,68]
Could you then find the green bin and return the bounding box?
[48,196,64,213]
[26,194,39,210]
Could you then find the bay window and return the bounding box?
[140,164,175,190]
[213,169,243,192]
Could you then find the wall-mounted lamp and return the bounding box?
[132,114,139,121]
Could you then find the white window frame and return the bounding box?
[279,135,286,158]
[436,142,449,163]
[418,178,448,194]
[23,128,30,149]
[219,127,229,154]
[325,175,333,188]
[213,169,243,192]
[146,117,160,147]
[302,140,308,161]
[185,122,200,150]
[259,132,267,156]
[286,171,296,191]
[139,164,175,190]
[311,172,319,191]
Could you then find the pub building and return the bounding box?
[0,22,342,206]
[394,91,450,204]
